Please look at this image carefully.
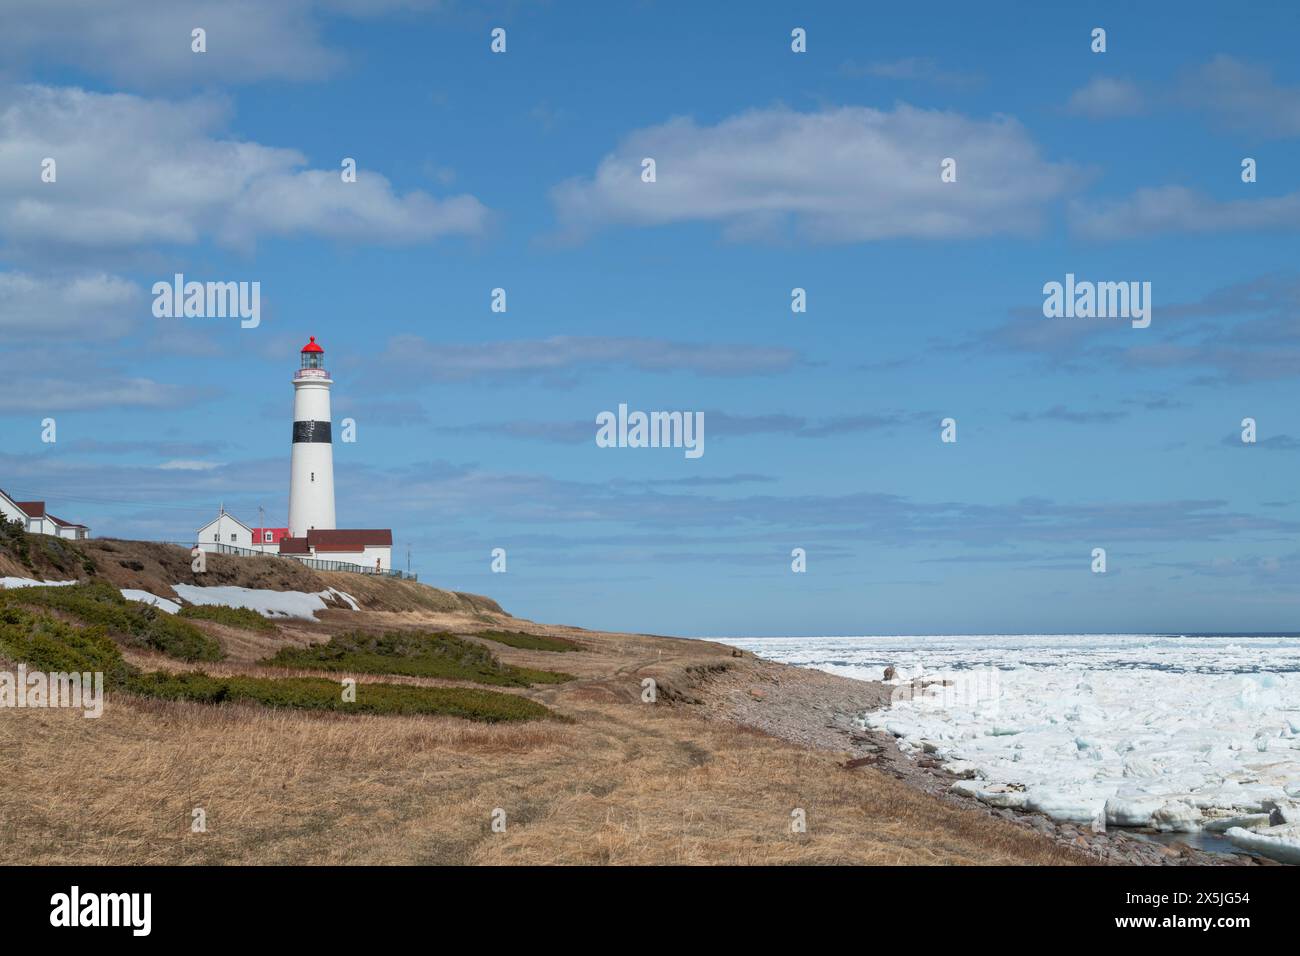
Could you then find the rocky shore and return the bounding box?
[701,656,1272,866]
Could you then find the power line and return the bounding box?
[2,487,235,516]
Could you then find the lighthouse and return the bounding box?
[194,334,393,571]
[287,336,337,537]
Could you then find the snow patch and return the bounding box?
[119,589,181,614]
[325,587,360,611]
[1,577,77,589]
[171,584,359,621]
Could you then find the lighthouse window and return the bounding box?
[311,472,315,482]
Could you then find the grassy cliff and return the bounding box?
[0,524,1092,867]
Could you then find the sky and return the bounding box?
[1,0,1299,636]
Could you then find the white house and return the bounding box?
[196,509,392,571]
[195,508,255,551]
[49,514,90,540]
[280,529,392,571]
[0,489,25,526]
[0,487,89,539]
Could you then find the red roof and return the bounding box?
[301,335,324,353]
[306,529,392,553]
[252,527,290,544]
[16,501,45,518]
[278,536,311,555]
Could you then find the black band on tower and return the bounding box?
[292,421,332,443]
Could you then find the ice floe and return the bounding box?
[1225,823,1300,864]
[724,634,1300,862]
[170,584,360,620]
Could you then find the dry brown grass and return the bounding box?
[0,676,1080,866]
[0,544,1085,865]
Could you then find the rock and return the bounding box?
[748,687,766,701]
[842,755,879,770]
[1263,800,1300,826]
[883,665,897,681]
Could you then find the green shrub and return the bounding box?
[0,603,134,686]
[125,671,554,721]
[261,630,572,686]
[473,629,582,653]
[3,581,222,662]
[178,603,277,632]
[0,517,35,570]
[0,605,553,722]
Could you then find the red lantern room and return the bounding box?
[300,335,325,370]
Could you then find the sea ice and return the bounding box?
[1225,823,1300,865]
[723,633,1300,847]
[1105,795,1168,827]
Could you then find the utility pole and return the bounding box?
[406,544,411,574]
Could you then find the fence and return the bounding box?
[187,542,418,581]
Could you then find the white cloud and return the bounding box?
[1070,185,1300,239]
[0,85,489,254]
[361,335,803,386]
[550,105,1074,243]
[841,58,983,90]
[0,271,144,339]
[0,375,206,412]
[1066,77,1144,118]
[158,459,221,471]
[1180,55,1300,137]
[0,0,442,89]
[0,1,331,86]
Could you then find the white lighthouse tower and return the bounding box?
[287,335,337,537]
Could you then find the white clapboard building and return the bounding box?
[0,487,90,539]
